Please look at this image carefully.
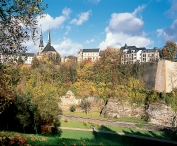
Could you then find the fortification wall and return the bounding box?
[139,62,158,90]
[155,60,177,93]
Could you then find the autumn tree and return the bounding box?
[0,0,46,63]
[80,98,91,114]
[161,41,177,61]
[0,66,15,114]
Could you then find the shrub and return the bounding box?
[70,105,76,113]
[83,120,88,126]
[113,115,118,119]
[64,118,68,122]
[135,123,144,128]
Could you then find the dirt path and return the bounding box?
[60,126,177,145]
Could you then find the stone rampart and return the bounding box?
[155,60,177,92]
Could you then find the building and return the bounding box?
[77,48,100,62]
[23,53,35,65]
[120,44,159,64]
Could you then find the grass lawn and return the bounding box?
[63,111,148,123]
[60,120,177,141]
[0,130,176,146]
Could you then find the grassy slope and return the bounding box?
[60,120,176,141]
[0,130,176,146]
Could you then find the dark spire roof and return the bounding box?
[39,29,44,47]
[41,43,57,53]
[41,31,56,53]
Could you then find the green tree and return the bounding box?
[80,98,91,114]
[70,105,76,113]
[31,84,62,125]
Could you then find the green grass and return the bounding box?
[0,130,176,146]
[60,120,176,141]
[63,111,148,124]
[61,120,92,129]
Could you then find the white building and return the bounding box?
[121,44,159,64]
[77,48,100,62]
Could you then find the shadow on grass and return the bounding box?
[91,125,177,146]
[122,128,177,146]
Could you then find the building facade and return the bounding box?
[121,44,159,64]
[77,48,100,62]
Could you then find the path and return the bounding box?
[60,126,177,145]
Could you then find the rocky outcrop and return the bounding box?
[101,98,177,127]
[146,101,177,127]
[59,90,81,111]
[58,91,104,112]
[101,98,146,119]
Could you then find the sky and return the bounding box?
[25,0,177,57]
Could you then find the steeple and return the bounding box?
[38,27,44,55]
[48,29,51,44]
[39,29,44,47]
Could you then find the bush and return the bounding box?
[83,120,88,126]
[70,105,76,113]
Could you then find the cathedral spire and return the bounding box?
[38,26,44,55]
[39,28,44,47]
[48,29,51,44]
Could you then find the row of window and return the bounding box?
[83,53,99,56]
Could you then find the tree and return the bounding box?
[0,64,15,114]
[0,0,46,63]
[80,98,91,114]
[162,41,177,61]
[70,105,76,113]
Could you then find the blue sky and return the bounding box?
[26,0,177,57]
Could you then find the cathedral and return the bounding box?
[36,29,60,62]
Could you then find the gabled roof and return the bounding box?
[25,53,35,56]
[121,44,146,53]
[41,43,56,53]
[82,48,100,52]
[142,48,158,53]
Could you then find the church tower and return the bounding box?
[38,29,44,55]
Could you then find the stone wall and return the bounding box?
[138,60,177,92]
[139,62,158,90]
[155,60,177,92]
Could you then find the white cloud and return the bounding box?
[37,14,66,32]
[132,5,146,18]
[166,0,177,18]
[65,26,71,35]
[99,5,152,50]
[99,32,151,50]
[105,12,143,35]
[54,38,83,56]
[37,8,71,33]
[157,19,177,41]
[70,10,92,25]
[62,7,72,17]
[88,0,100,4]
[85,38,95,44]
